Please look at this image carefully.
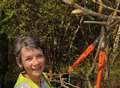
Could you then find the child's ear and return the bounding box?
[16,58,23,68]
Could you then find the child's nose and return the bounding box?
[32,57,39,65]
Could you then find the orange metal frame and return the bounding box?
[67,37,106,88]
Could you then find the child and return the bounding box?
[14,35,53,88]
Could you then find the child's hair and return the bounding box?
[14,35,43,63]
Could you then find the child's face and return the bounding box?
[19,47,45,78]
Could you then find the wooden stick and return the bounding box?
[64,81,80,88]
[84,21,107,25]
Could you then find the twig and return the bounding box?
[60,74,64,86]
[64,81,80,88]
[83,21,107,25]
[108,20,120,28]
[0,11,14,25]
[67,17,83,65]
[104,40,110,80]
[69,24,80,49]
[93,0,120,13]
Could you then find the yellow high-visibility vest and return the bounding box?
[14,72,53,88]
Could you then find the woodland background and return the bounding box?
[0,0,120,88]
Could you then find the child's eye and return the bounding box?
[26,57,32,61]
[36,54,43,58]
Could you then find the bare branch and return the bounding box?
[83,21,107,25]
[61,1,120,20]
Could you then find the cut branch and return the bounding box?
[61,0,120,20]
[83,20,120,27]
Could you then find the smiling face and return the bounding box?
[18,47,45,78]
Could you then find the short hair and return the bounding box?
[14,35,43,63]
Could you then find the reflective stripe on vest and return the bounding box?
[15,82,31,88]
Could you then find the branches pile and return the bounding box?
[60,0,120,88]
